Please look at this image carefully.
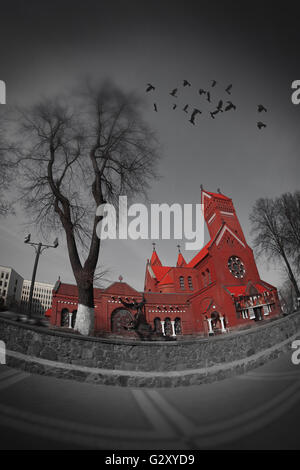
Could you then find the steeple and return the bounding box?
[150,243,162,266]
[200,187,246,243]
[176,244,186,267]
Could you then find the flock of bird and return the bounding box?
[145,80,268,129]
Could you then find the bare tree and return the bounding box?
[278,278,297,314]
[250,197,300,298]
[0,116,14,216]
[11,82,160,335]
[278,191,300,272]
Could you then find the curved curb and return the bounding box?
[5,330,300,387]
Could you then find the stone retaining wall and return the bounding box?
[0,312,299,387]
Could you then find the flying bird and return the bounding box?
[153,103,158,112]
[211,80,217,87]
[189,108,202,125]
[210,110,219,119]
[170,88,178,97]
[146,83,155,92]
[183,80,191,87]
[216,100,224,112]
[258,104,267,112]
[183,104,189,113]
[172,104,177,110]
[206,91,211,103]
[225,101,236,111]
[225,84,233,94]
[199,88,206,95]
[257,121,267,129]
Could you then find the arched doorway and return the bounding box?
[208,311,226,335]
[60,308,69,327]
[71,310,77,328]
[154,317,162,333]
[174,317,182,335]
[211,311,221,329]
[164,317,172,336]
[111,308,134,334]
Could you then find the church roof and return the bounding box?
[205,191,231,200]
[150,250,162,266]
[176,252,187,267]
[186,240,212,268]
[103,281,140,295]
[225,283,266,297]
[158,273,174,285]
[151,265,172,281]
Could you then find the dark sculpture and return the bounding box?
[118,295,175,341]
[118,295,153,340]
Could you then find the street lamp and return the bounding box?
[24,234,59,323]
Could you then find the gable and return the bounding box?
[103,282,140,296]
[215,225,245,248]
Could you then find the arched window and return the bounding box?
[60,308,69,327]
[202,272,207,288]
[71,310,77,328]
[164,317,172,336]
[188,276,193,290]
[179,276,185,289]
[175,317,182,335]
[154,317,162,333]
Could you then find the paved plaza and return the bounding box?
[0,351,299,450]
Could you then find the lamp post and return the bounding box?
[24,234,58,322]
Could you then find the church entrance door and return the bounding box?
[111,308,134,334]
[253,306,263,321]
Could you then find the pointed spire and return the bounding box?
[150,243,162,266]
[176,245,186,267]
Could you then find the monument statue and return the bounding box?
[118,295,154,340]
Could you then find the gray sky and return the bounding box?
[0,0,299,290]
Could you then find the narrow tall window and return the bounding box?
[188,276,193,290]
[179,276,185,289]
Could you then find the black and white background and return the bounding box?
[0,0,300,451]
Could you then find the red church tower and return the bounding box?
[50,188,282,337]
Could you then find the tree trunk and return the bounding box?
[74,283,95,336]
[281,251,300,298]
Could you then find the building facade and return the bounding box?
[21,280,54,316]
[50,189,282,337]
[0,266,24,309]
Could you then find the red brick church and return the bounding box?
[50,188,282,337]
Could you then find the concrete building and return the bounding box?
[0,266,24,309]
[21,280,54,316]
